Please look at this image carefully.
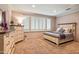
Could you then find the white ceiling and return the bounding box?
[9,4,79,17]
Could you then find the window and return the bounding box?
[22,16,51,32]
[23,16,30,32]
[47,18,51,31]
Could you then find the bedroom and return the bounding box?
[0,4,79,54]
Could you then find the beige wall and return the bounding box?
[12,11,56,31]
[56,12,79,41]
[0,5,12,31]
[51,17,56,31]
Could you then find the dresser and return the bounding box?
[4,31,15,54]
[0,25,24,54]
[0,31,15,54]
[10,25,24,43]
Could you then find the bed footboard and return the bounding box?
[43,35,59,45]
[43,35,74,45]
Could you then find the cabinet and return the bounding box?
[0,31,15,54]
[13,25,24,43]
[0,25,24,54]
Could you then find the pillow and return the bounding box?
[56,27,65,33]
[64,28,69,33]
[64,28,72,33]
[56,27,61,32]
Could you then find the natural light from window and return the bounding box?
[22,16,51,32]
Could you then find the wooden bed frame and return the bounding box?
[43,23,76,45]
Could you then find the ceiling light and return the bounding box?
[53,10,57,13]
[32,5,36,8]
[66,8,71,11]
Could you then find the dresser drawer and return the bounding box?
[14,27,23,30]
[4,39,14,54]
[4,38,10,47]
[4,40,11,54]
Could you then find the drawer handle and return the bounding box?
[6,35,9,37]
[11,36,13,37]
[6,33,9,37]
[6,41,10,46]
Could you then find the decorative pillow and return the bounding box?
[56,27,61,32]
[64,28,69,33]
[69,29,73,33]
[64,28,72,33]
[56,27,65,33]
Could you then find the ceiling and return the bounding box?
[9,4,79,17]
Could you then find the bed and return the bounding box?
[43,23,76,45]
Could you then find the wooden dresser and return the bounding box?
[13,25,24,43]
[4,31,15,54]
[0,31,15,54]
[0,25,24,54]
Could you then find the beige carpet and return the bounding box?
[14,36,79,54]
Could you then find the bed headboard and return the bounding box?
[58,23,76,39]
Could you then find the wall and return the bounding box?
[56,12,79,41]
[12,11,56,32]
[12,11,56,39]
[51,17,56,31]
[0,5,12,30]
